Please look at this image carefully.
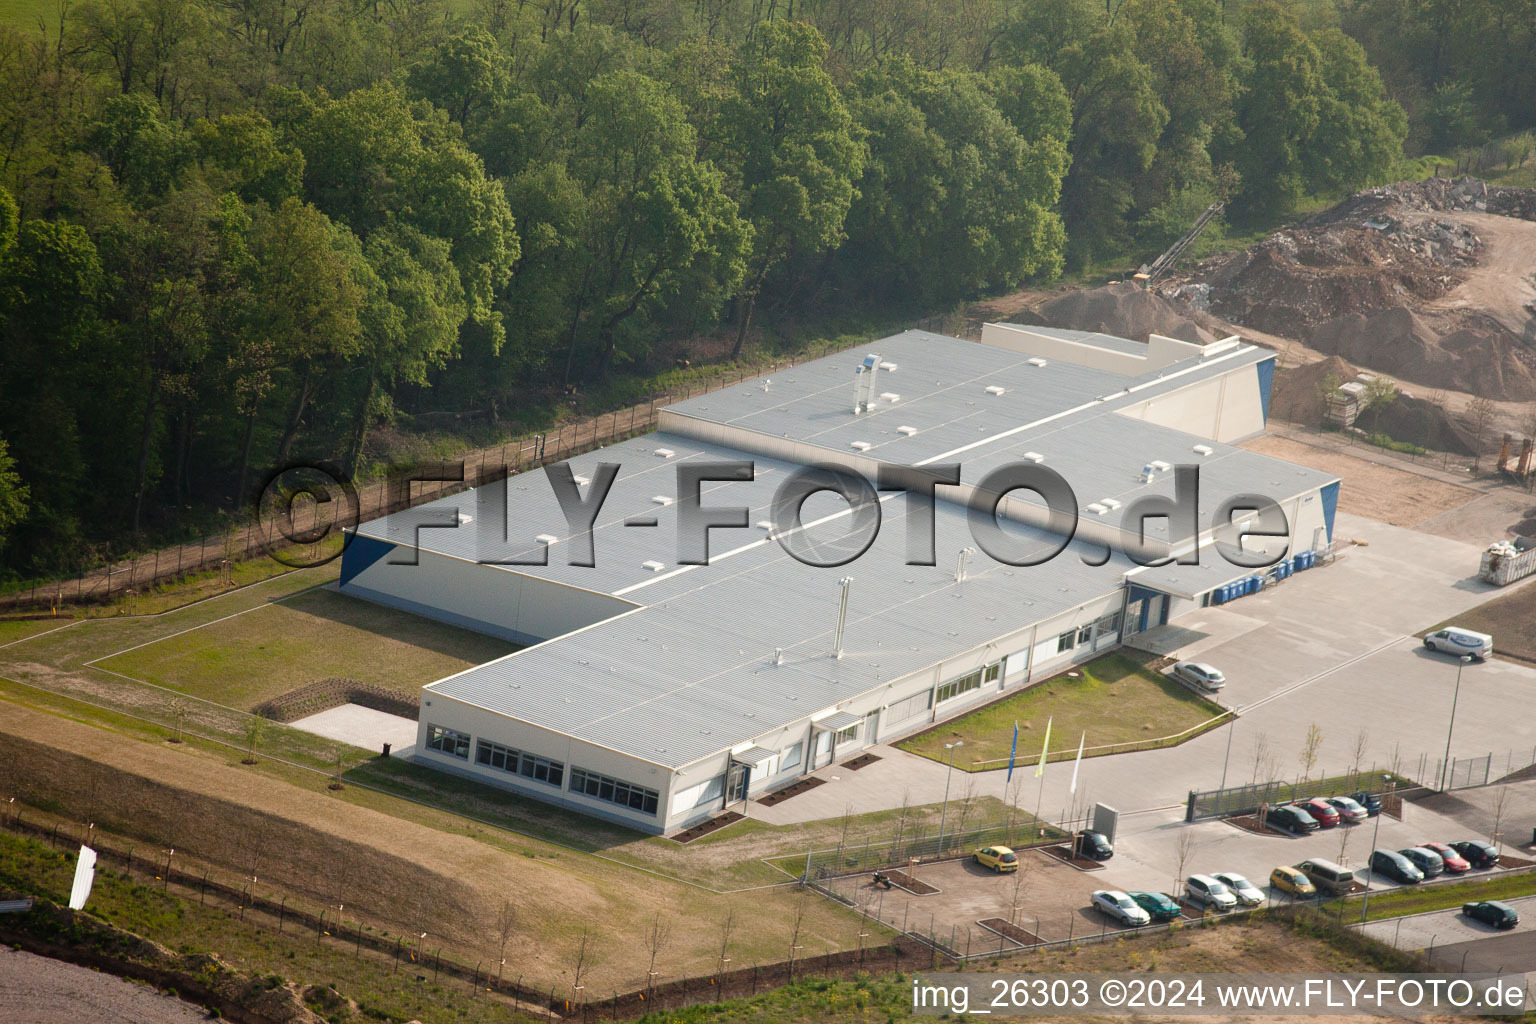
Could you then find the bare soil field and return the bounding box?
[0,947,212,1024]
[1241,434,1478,527]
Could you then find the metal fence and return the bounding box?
[1185,767,1406,822]
[1432,745,1536,792]
[794,817,1069,881]
[0,352,849,613]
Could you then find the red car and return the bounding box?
[1299,798,1340,827]
[1423,842,1471,873]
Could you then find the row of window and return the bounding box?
[424,723,658,816]
[1057,613,1122,653]
[476,739,564,787]
[426,724,471,759]
[570,767,660,815]
[935,659,1002,705]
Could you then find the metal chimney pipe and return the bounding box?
[956,546,975,583]
[834,577,853,659]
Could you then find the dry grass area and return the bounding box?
[1424,579,1536,665]
[1242,434,1477,527]
[94,587,514,710]
[0,702,873,994]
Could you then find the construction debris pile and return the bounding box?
[1033,280,1217,344]
[1184,176,1536,402]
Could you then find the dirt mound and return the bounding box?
[1267,354,1473,453]
[1189,176,1536,403]
[1036,281,1217,343]
[1306,307,1536,401]
[1202,226,1464,334]
[1269,355,1358,424]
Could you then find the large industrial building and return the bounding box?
[338,324,1339,834]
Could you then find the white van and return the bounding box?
[1296,858,1356,896]
[1423,627,1492,661]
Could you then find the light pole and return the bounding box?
[1359,801,1384,922]
[1438,656,1472,791]
[936,741,962,857]
[1219,706,1243,793]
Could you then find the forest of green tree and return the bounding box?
[0,0,1530,577]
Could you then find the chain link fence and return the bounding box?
[1186,768,1408,822]
[0,353,848,613]
[1433,745,1536,791]
[787,816,1070,881]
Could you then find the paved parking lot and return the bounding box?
[1029,510,1536,820]
[1102,793,1535,905]
[1359,895,1536,957]
[825,848,1151,951]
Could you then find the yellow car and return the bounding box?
[974,846,1019,873]
[1270,865,1317,897]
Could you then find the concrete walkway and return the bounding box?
[290,703,418,754]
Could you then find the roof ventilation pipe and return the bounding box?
[834,576,853,659]
[851,354,881,414]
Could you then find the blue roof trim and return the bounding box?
[1320,481,1340,542]
[340,532,397,588]
[1256,356,1276,424]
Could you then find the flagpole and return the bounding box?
[1033,716,1052,841]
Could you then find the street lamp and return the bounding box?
[1438,655,1472,792]
[1219,705,1243,793]
[936,741,963,857]
[1360,798,1385,923]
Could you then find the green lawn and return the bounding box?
[95,586,517,710]
[1349,867,1536,922]
[0,618,72,645]
[898,653,1226,771]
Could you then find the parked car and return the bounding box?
[1370,849,1424,885]
[1128,891,1183,922]
[1092,890,1151,926]
[1185,874,1239,911]
[1400,847,1445,879]
[973,846,1018,873]
[1450,840,1500,869]
[1270,865,1317,897]
[1075,830,1114,861]
[1268,805,1321,834]
[1421,842,1470,873]
[1350,791,1383,816]
[1325,796,1369,823]
[1423,627,1492,661]
[1173,661,1226,691]
[1462,900,1519,929]
[1298,798,1340,828]
[1212,872,1265,906]
[1297,858,1357,896]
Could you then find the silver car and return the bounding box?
[1173,661,1226,692]
[1185,874,1239,910]
[1211,872,1265,906]
[1091,889,1151,926]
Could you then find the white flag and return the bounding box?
[68,845,97,910]
[1069,732,1085,794]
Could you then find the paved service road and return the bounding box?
[0,946,212,1024]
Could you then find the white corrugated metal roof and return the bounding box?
[354,328,1337,770]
